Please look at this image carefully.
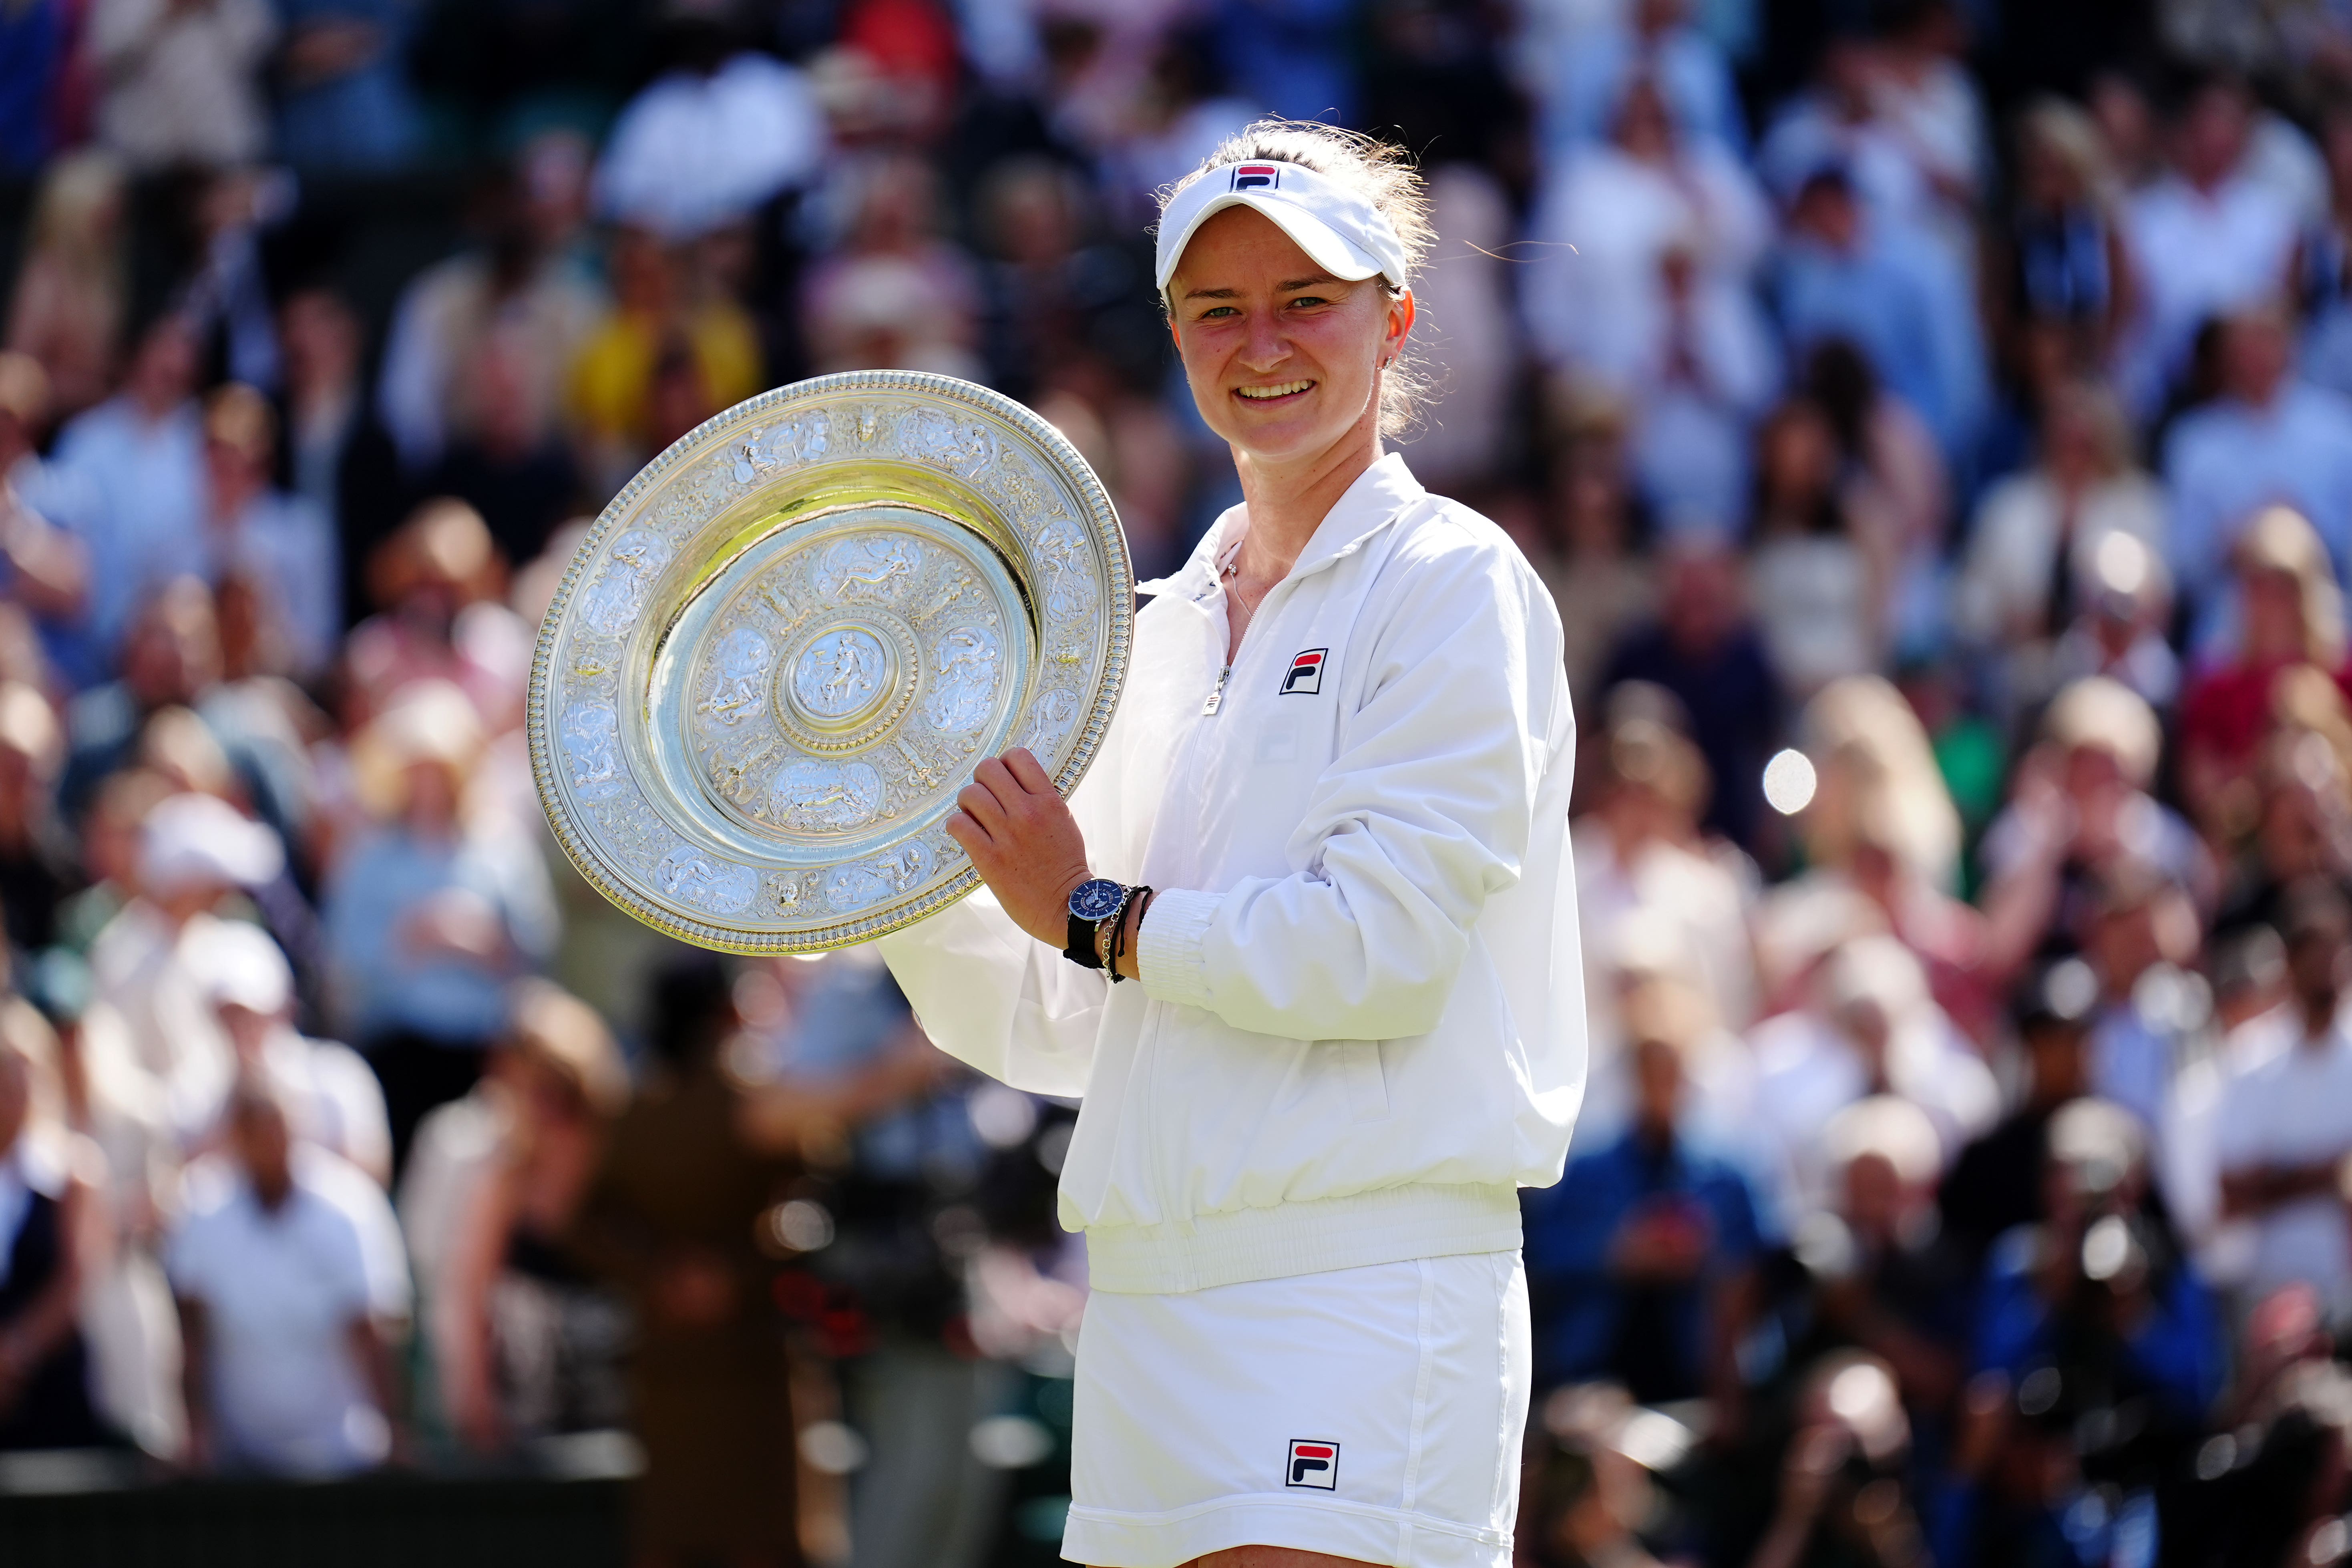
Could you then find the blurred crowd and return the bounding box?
[2,0,2352,1566]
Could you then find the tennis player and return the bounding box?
[877,120,1585,1568]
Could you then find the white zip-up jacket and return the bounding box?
[878,453,1586,1293]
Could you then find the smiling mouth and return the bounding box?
[1235,380,1314,402]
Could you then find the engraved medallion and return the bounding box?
[528,371,1131,951]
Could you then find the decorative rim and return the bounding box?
[527,370,1133,953]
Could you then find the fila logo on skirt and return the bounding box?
[1281,648,1327,695]
[1286,1439,1339,1489]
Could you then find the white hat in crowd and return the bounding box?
[138,792,283,898]
[197,919,293,1017]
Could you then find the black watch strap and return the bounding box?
[1064,910,1104,970]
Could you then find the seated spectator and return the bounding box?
[199,386,338,679]
[1757,676,1988,1037]
[2041,528,2178,715]
[1767,164,1986,465]
[1747,1353,1927,1568]
[2216,880,2352,1320]
[592,20,824,242]
[1955,380,2165,689]
[1602,539,1785,852]
[269,0,423,171]
[87,0,273,171]
[1574,704,1759,1049]
[2179,507,2350,830]
[49,311,207,680]
[1524,986,1767,1404]
[573,955,800,1566]
[2164,303,2352,653]
[570,227,762,498]
[2117,72,2299,416]
[1802,340,1948,659]
[1532,398,1657,701]
[1743,398,1890,701]
[1963,1102,2221,1552]
[4,151,128,422]
[2080,859,2205,1142]
[1534,0,1745,160]
[1941,959,2100,1268]
[425,336,583,571]
[0,1000,107,1450]
[1523,1385,1687,1568]
[89,791,284,1148]
[23,947,184,1459]
[1785,1097,1970,1415]
[276,287,407,631]
[168,1080,409,1475]
[1978,676,2206,981]
[436,981,627,1451]
[342,501,531,736]
[1749,935,1997,1213]
[0,353,94,645]
[1992,99,2127,368]
[202,920,389,1187]
[801,155,984,383]
[0,681,76,953]
[323,682,557,1165]
[1526,76,1776,524]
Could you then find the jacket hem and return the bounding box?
[1062,1494,1509,1568]
[1082,1182,1523,1294]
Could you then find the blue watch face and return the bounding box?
[1068,878,1126,921]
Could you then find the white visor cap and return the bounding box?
[1155,159,1409,294]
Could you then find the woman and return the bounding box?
[434,979,627,1453]
[1743,397,1890,700]
[878,122,1582,1568]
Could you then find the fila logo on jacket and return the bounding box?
[1281,648,1327,695]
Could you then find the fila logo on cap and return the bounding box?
[1230,163,1281,191]
[1281,648,1327,696]
[1286,1439,1339,1489]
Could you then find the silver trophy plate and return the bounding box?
[528,370,1132,951]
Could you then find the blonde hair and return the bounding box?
[2044,675,2162,789]
[507,979,629,1120]
[1802,676,1963,890]
[1161,120,1434,438]
[2239,505,2346,667]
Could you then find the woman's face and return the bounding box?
[1168,206,1411,469]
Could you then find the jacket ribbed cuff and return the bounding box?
[1136,887,1220,1009]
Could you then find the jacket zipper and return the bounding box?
[1201,665,1231,716]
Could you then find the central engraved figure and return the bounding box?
[792,627,888,722]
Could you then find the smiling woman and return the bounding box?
[872,119,1585,1568]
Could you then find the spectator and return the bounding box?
[2079,859,2204,1142]
[202,920,390,1187]
[434,981,626,1451]
[1748,935,1996,1212]
[276,287,407,631]
[1956,379,2165,700]
[341,501,527,732]
[2215,880,2352,1319]
[1539,407,1658,701]
[2117,72,2299,416]
[2164,302,2352,651]
[0,353,96,645]
[0,999,107,1450]
[1747,1353,1928,1568]
[271,0,424,171]
[376,158,606,480]
[1768,165,1986,466]
[1940,959,2101,1266]
[573,955,800,1567]
[1603,539,1785,852]
[198,386,338,679]
[88,791,283,1147]
[1536,0,1745,161]
[1524,983,1767,1404]
[1993,98,2127,365]
[4,151,128,421]
[592,16,825,242]
[0,682,74,953]
[426,335,584,571]
[168,1080,409,1475]
[800,153,982,382]
[49,312,207,680]
[323,682,556,1164]
[1744,398,1890,697]
[86,0,274,171]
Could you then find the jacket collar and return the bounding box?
[1138,450,1427,603]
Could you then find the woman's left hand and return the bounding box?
[946,748,1091,947]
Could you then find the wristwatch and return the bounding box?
[1064,877,1134,974]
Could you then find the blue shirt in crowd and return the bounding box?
[2164,380,2352,648]
[1523,1126,1765,1399]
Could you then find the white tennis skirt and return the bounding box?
[1063,1250,1529,1568]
